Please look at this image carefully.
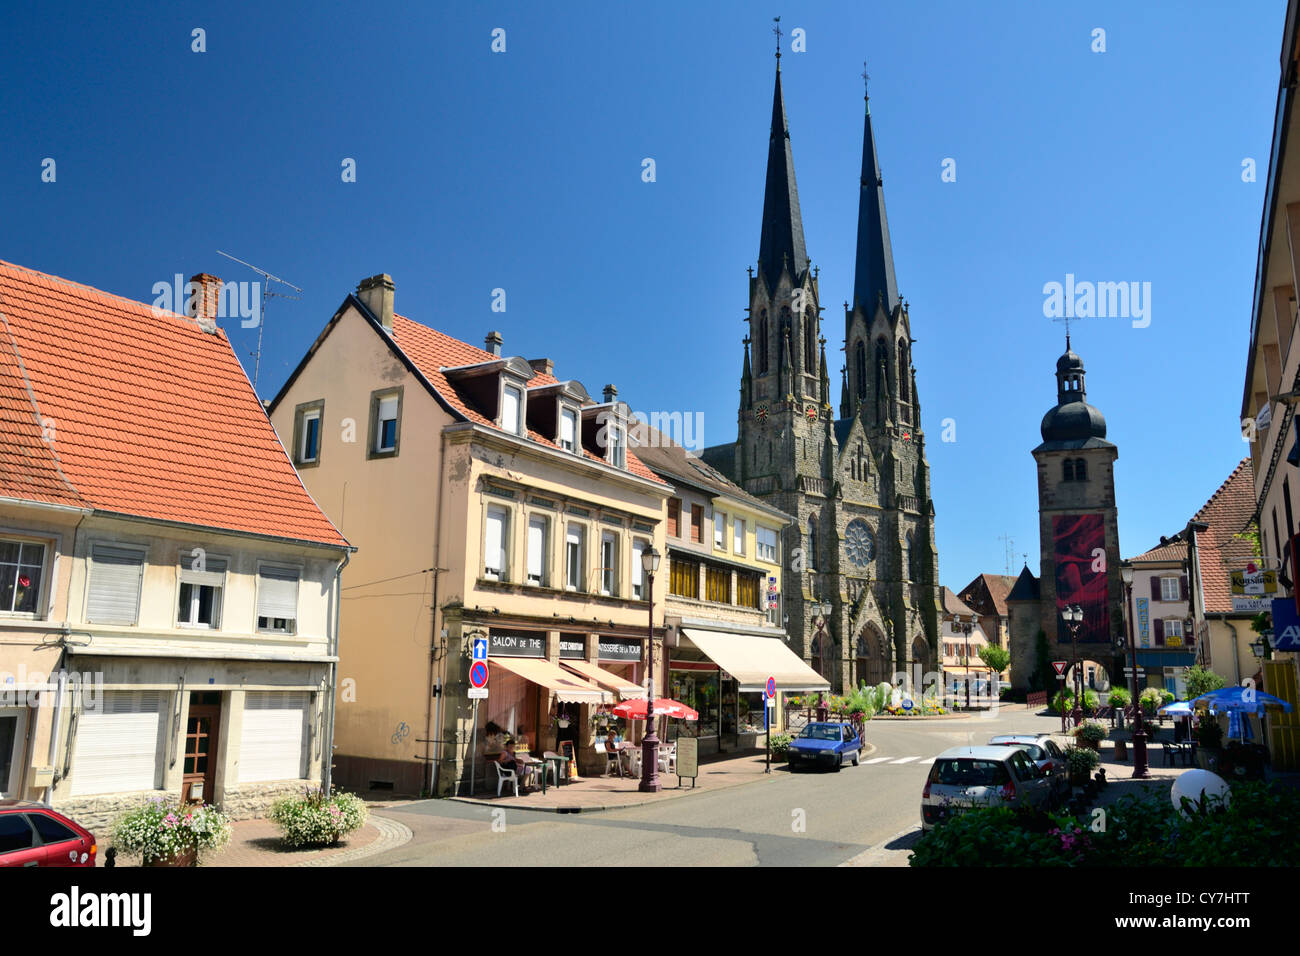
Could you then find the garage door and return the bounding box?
[71,691,164,796]
[239,691,310,783]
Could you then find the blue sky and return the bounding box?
[0,1,1285,590]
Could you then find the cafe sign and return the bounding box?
[488,630,546,658]
[1230,565,1277,596]
[598,638,642,662]
[559,634,585,660]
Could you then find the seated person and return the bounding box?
[497,740,520,773]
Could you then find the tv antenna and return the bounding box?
[216,250,302,392]
[998,533,1014,575]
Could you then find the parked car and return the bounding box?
[787,722,862,771]
[988,734,1070,801]
[921,746,1054,830]
[0,801,97,867]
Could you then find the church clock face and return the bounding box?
[845,519,875,568]
[754,402,769,423]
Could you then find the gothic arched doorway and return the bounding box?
[911,635,931,694]
[855,626,888,688]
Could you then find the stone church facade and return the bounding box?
[702,59,942,695]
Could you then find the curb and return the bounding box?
[292,814,413,867]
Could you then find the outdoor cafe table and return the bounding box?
[539,754,568,793]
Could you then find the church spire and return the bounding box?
[852,66,899,316]
[757,59,809,294]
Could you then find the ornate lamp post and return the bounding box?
[638,546,662,793]
[1119,563,1149,778]
[1062,604,1085,727]
[953,617,974,709]
[812,599,832,719]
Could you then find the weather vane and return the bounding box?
[1052,313,1077,350]
[773,16,782,59]
[862,61,870,97]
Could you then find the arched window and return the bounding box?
[855,341,867,398]
[804,310,816,373]
[905,531,916,581]
[875,338,889,401]
[756,311,769,375]
[898,340,910,402]
[807,515,818,570]
[1063,459,1075,482]
[1075,458,1087,481]
[779,308,793,368]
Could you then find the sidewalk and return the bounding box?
[449,747,829,813]
[98,812,413,868]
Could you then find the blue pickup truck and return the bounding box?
[786,722,863,771]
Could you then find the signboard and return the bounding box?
[1272,597,1300,651]
[766,576,779,611]
[1052,661,1068,676]
[472,637,488,661]
[675,736,699,787]
[489,630,546,658]
[558,634,585,660]
[1232,596,1272,612]
[766,676,777,699]
[1231,566,1278,596]
[1136,597,1150,647]
[468,687,488,700]
[597,638,642,662]
[1257,402,1272,432]
[469,660,489,688]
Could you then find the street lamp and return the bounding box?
[813,599,832,719]
[953,617,974,709]
[1061,604,1085,727]
[1120,562,1149,778]
[639,546,662,793]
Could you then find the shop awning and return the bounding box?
[560,660,645,699]
[679,628,830,693]
[490,657,610,704]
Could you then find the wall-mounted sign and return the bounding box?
[488,630,546,658]
[1231,567,1277,596]
[598,638,642,662]
[559,634,585,660]
[1136,597,1149,647]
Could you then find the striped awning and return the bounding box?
[560,660,644,699]
[490,657,609,704]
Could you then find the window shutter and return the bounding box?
[238,691,309,783]
[560,410,575,449]
[86,545,144,624]
[1179,575,1189,601]
[257,567,299,620]
[667,500,680,537]
[527,517,545,581]
[1154,619,1164,646]
[1150,576,1161,601]
[179,556,227,588]
[71,691,163,795]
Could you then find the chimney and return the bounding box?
[485,331,503,357]
[187,273,221,328]
[357,274,395,330]
[528,358,554,376]
[602,384,618,404]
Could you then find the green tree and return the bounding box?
[977,644,1010,674]
[1185,665,1226,700]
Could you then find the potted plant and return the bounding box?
[111,797,232,867]
[1064,745,1100,787]
[269,788,369,848]
[1074,720,1108,751]
[1194,717,1225,769]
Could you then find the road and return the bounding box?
[354,706,1066,867]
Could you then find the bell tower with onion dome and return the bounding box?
[1026,337,1124,682]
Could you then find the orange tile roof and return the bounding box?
[0,260,347,547]
[389,315,665,485]
[1129,459,1256,613]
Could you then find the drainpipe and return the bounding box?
[425,430,449,797]
[322,549,351,796]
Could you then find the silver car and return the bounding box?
[921,745,1055,830]
[987,734,1071,802]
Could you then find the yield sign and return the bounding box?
[1051,661,1068,676]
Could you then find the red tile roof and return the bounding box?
[0,260,347,547]
[389,315,665,485]
[1129,459,1256,613]
[957,572,1019,617]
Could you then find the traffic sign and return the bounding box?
[902,698,914,711]
[468,687,488,699]
[469,660,489,689]
[472,637,488,661]
[1051,661,1068,676]
[766,676,776,699]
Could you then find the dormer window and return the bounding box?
[560,407,577,452]
[609,423,626,468]
[501,385,522,435]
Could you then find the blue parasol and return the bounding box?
[1193,685,1294,716]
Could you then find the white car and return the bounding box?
[987,734,1071,802]
[921,746,1055,830]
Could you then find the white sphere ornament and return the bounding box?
[1170,769,1230,816]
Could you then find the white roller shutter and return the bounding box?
[86,545,145,624]
[239,691,309,783]
[71,691,163,796]
[256,566,299,621]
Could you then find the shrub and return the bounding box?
[1082,689,1100,713]
[269,788,369,848]
[112,798,231,865]
[1075,720,1108,748]
[1108,687,1131,708]
[769,733,794,760]
[1139,687,1165,715]
[1064,745,1100,777]
[1050,689,1074,714]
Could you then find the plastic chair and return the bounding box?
[494,760,519,797]
[659,743,676,774]
[541,751,561,787]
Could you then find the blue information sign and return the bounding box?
[473,638,488,661]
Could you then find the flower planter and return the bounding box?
[144,848,197,867]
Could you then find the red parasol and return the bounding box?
[611,697,699,721]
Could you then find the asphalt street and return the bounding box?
[355,706,1067,867]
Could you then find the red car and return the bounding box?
[0,801,97,867]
